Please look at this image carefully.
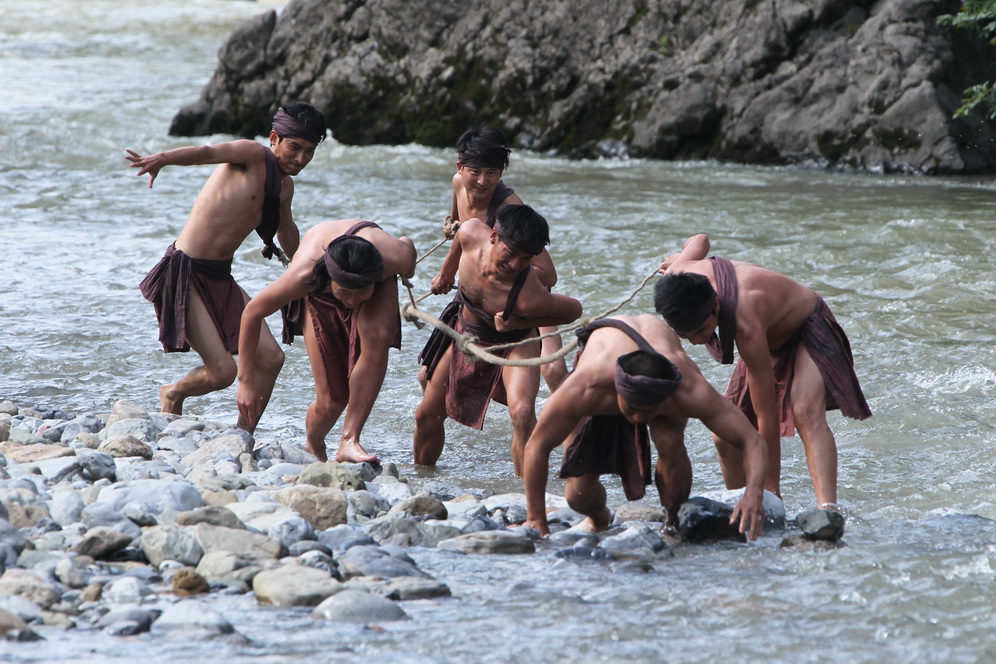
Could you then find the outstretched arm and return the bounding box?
[125,139,263,188]
[524,392,585,535]
[236,269,310,425]
[693,387,768,540]
[660,234,711,273]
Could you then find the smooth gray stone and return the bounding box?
[151,599,235,634]
[337,545,429,579]
[311,589,407,622]
[797,509,846,541]
[252,564,342,606]
[437,530,535,555]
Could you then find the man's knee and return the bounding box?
[791,399,829,433]
[415,397,446,430]
[507,401,536,432]
[204,356,238,389]
[257,346,285,376]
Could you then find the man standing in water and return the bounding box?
[237,219,416,464]
[655,234,871,509]
[129,102,326,429]
[429,126,569,392]
[415,204,583,475]
[523,315,767,539]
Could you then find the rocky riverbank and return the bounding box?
[0,398,840,644]
[170,0,996,174]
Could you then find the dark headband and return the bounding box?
[494,220,544,256]
[272,107,324,145]
[323,236,384,290]
[458,146,510,169]
[614,350,682,407]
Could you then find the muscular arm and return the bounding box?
[523,389,587,535]
[660,233,711,273]
[236,268,310,422]
[684,381,767,540]
[735,312,781,493]
[496,291,582,332]
[126,140,264,188]
[275,177,300,259]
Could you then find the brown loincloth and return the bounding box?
[558,319,654,500]
[723,297,873,436]
[139,243,244,354]
[281,220,384,346]
[306,291,402,404]
[418,267,533,429]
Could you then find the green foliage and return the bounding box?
[653,36,671,55]
[938,0,996,119]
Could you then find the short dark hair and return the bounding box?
[493,203,549,255]
[309,235,381,295]
[653,273,717,330]
[279,101,327,144]
[456,125,511,170]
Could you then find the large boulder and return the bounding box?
[171,0,996,174]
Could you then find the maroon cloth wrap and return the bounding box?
[559,319,664,500]
[614,350,682,407]
[724,296,872,436]
[493,220,544,257]
[281,221,384,345]
[322,235,384,289]
[271,107,325,146]
[418,267,534,429]
[305,291,401,404]
[256,147,283,262]
[705,256,738,364]
[139,243,244,354]
[484,181,515,228]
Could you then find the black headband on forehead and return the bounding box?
[614,350,683,407]
[663,289,718,333]
[493,220,544,257]
[272,107,324,146]
[323,236,384,290]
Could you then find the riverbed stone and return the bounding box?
[797,509,846,542]
[352,576,452,600]
[193,523,283,559]
[76,449,117,482]
[311,589,407,622]
[106,400,150,427]
[140,524,205,567]
[274,484,348,530]
[99,435,154,460]
[0,569,61,609]
[0,441,74,463]
[389,491,448,520]
[252,564,342,606]
[180,432,253,468]
[72,526,134,560]
[80,502,141,540]
[151,599,235,635]
[103,575,154,604]
[172,567,210,596]
[195,550,267,586]
[96,607,155,635]
[437,530,535,555]
[337,545,429,579]
[175,505,247,530]
[599,523,674,559]
[291,461,366,491]
[95,478,204,515]
[677,497,746,543]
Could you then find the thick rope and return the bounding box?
[399,263,662,367]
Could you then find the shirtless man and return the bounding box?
[237,219,416,463]
[523,315,767,539]
[429,126,569,392]
[655,234,872,508]
[415,204,583,475]
[131,101,326,428]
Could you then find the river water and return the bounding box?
[2,1,995,662]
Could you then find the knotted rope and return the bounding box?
[398,263,662,368]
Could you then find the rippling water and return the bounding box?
[2,1,996,662]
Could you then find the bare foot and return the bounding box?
[335,438,380,464]
[565,508,612,534]
[305,441,328,463]
[159,384,183,415]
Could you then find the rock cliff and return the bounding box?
[170,0,996,174]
